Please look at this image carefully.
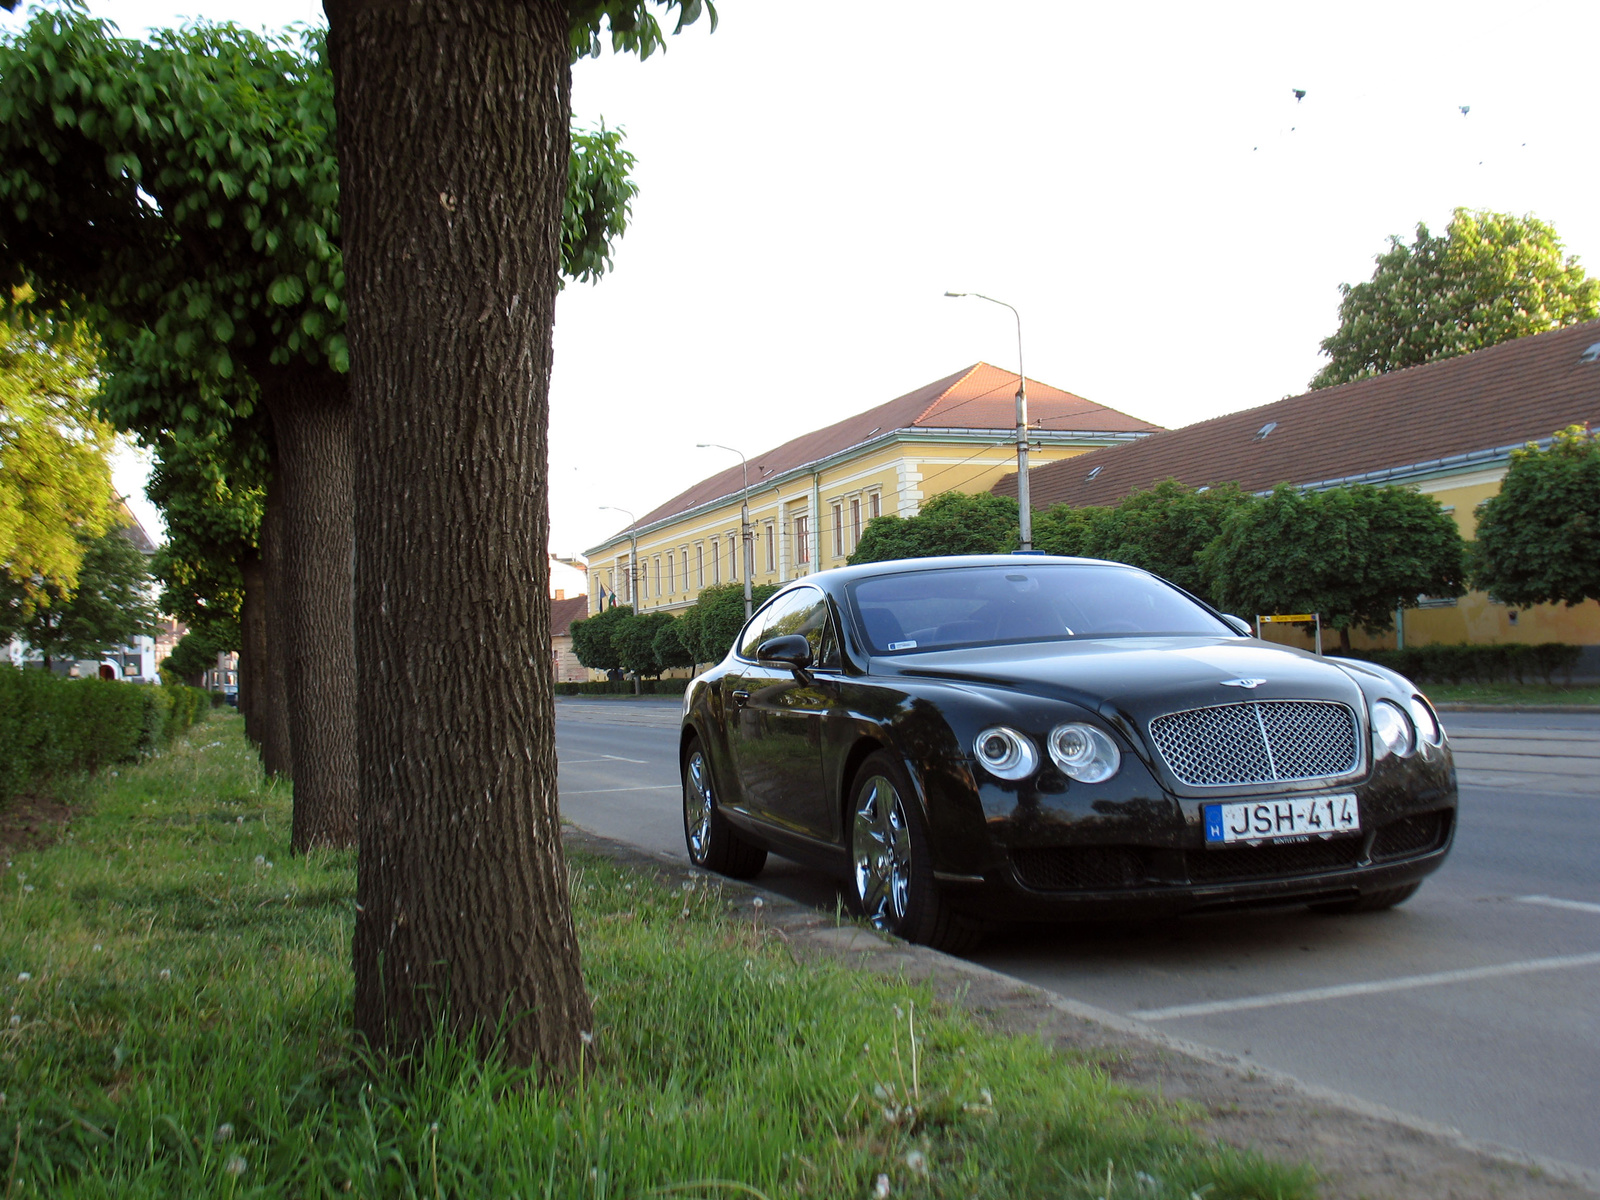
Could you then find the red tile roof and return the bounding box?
[607,363,1161,539]
[996,321,1600,510]
[549,595,590,638]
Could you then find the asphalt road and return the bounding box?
[554,699,1600,1177]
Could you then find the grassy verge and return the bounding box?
[1425,682,1600,706]
[0,713,1315,1199]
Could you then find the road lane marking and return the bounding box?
[603,754,650,763]
[558,755,651,765]
[559,785,679,796]
[1519,894,1600,915]
[1128,952,1600,1021]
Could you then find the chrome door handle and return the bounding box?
[731,690,750,706]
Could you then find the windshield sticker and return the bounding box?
[888,640,918,651]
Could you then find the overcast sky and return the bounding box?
[9,1,1598,568]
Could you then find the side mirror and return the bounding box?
[756,633,813,675]
[1223,614,1253,636]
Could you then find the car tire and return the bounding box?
[848,751,984,955]
[682,736,766,880]
[1310,881,1421,914]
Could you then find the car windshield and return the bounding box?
[848,563,1232,653]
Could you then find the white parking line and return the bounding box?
[559,785,679,796]
[1129,952,1600,1021]
[1519,894,1600,916]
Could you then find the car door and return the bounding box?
[725,586,835,839]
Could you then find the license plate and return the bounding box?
[1204,793,1359,845]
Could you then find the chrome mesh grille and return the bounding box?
[1149,701,1359,787]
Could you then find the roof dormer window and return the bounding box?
[1086,466,1103,480]
[1581,342,1600,364]
[1253,421,1278,441]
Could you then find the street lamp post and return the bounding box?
[697,443,754,620]
[945,291,1032,551]
[599,504,640,693]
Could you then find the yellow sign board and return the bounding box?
[1260,614,1316,623]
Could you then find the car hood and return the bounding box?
[875,636,1370,726]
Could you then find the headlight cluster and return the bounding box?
[1371,695,1443,759]
[975,723,1121,783]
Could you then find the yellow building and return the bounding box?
[1001,320,1600,657]
[584,363,1161,617]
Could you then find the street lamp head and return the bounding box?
[944,291,966,298]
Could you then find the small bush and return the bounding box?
[1342,642,1581,685]
[0,667,207,803]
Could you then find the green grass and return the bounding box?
[1424,682,1600,706]
[0,713,1316,1199]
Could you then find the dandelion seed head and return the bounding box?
[905,1150,928,1176]
[579,1030,594,1046]
[16,973,30,983]
[254,855,265,866]
[892,1004,904,1021]
[21,885,33,894]
[159,969,171,981]
[7,1015,19,1028]
[93,944,102,952]
[752,896,764,908]
[224,1154,247,1177]
[429,1122,439,1134]
[873,1173,891,1199]
[214,1123,234,1143]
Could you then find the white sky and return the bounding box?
[12,1,1600,575]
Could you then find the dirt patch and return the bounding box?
[0,792,79,863]
[564,826,1600,1200]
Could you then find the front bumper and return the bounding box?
[924,744,1458,923]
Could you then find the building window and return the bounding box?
[729,532,740,580]
[832,503,844,557]
[764,522,775,573]
[682,547,690,592]
[795,514,810,565]
[710,540,719,584]
[850,497,861,545]
[869,491,881,520]
[695,544,704,588]
[654,556,662,597]
[666,553,674,595]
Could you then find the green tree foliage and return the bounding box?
[0,309,117,607]
[848,491,1019,564]
[159,626,224,685]
[651,616,694,673]
[1031,503,1108,557]
[1472,426,1600,608]
[613,611,675,679]
[688,581,779,663]
[2,526,158,665]
[1079,480,1253,604]
[568,603,634,674]
[146,433,265,650]
[1202,483,1467,651]
[1313,208,1600,389]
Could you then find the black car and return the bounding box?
[679,555,1456,951]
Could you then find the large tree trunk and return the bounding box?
[260,367,359,851]
[328,0,590,1071]
[258,474,295,781]
[238,548,267,753]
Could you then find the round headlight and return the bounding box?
[1047,723,1121,783]
[974,726,1039,780]
[1371,699,1415,759]
[1408,694,1442,746]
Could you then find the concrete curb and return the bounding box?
[563,822,1600,1200]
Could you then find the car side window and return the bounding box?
[738,587,834,665]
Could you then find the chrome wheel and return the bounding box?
[852,774,912,930]
[684,748,714,863]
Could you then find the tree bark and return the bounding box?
[328,0,590,1071]
[260,367,359,852]
[258,473,295,781]
[238,548,266,753]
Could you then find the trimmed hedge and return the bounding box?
[554,678,691,696]
[1342,642,1582,685]
[0,667,208,804]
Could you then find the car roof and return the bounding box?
[785,554,1139,596]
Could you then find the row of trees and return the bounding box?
[847,446,1600,653]
[569,581,781,678]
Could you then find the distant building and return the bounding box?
[584,362,1160,615]
[996,320,1600,654]
[549,594,590,683]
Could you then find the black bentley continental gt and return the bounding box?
[679,555,1456,952]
